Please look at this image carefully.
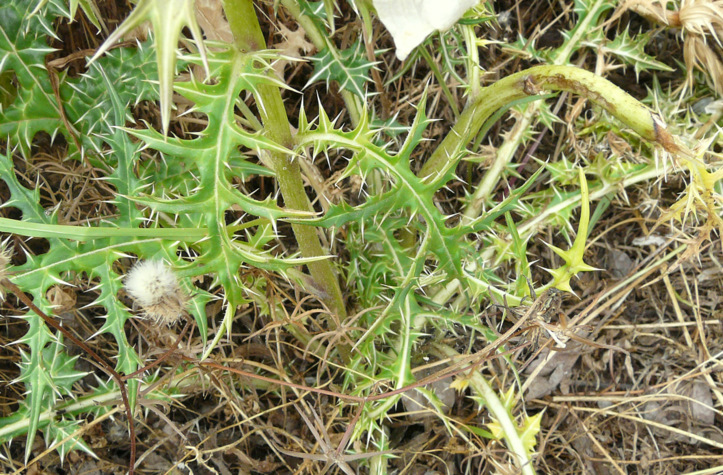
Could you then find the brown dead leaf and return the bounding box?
[612,0,677,26]
[642,381,721,445]
[524,347,581,400]
[680,380,715,425]
[195,0,234,44]
[46,285,77,313]
[609,249,635,279]
[271,23,315,79]
[402,367,456,420]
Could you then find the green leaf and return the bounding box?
[122,46,329,350]
[0,0,64,155]
[89,0,208,135]
[299,97,468,275]
[16,339,87,462]
[308,40,375,98]
[583,28,673,78]
[298,0,330,30]
[44,418,97,462]
[0,11,195,458]
[32,0,105,32]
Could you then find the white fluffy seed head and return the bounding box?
[124,260,187,326]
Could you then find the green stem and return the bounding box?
[454,0,611,219]
[423,62,679,306]
[465,104,535,219]
[222,1,348,326]
[462,24,481,101]
[419,64,677,186]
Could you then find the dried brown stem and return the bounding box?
[1,278,137,475]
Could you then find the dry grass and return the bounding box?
[1,0,722,473]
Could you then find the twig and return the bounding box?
[2,278,137,474]
[122,318,192,381]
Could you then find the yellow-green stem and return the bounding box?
[433,343,536,475]
[454,0,608,218]
[222,0,348,329]
[420,65,677,186]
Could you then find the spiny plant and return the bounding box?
[1,0,720,474]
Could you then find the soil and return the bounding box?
[1,1,722,474]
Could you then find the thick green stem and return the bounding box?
[452,0,608,218]
[419,64,678,186]
[222,0,347,325]
[424,65,679,306]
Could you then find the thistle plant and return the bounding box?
[1,0,721,474]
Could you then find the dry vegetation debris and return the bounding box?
[0,0,722,474]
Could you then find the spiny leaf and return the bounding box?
[583,28,673,78]
[307,39,375,99]
[297,98,467,276]
[0,0,64,155]
[44,418,97,462]
[0,9,193,459]
[89,0,208,135]
[298,0,330,31]
[32,0,105,32]
[16,340,87,462]
[126,48,311,264]
[62,41,158,162]
[123,46,330,349]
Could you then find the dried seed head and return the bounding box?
[684,34,723,95]
[616,1,723,94]
[124,260,187,326]
[679,0,723,39]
